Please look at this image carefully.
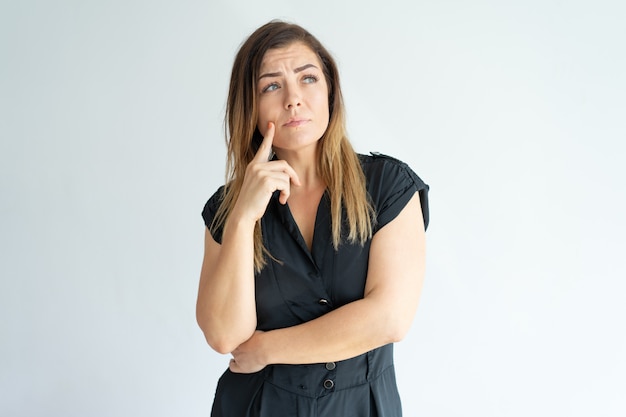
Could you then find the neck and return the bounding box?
[274,145,324,189]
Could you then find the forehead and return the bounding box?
[260,42,321,71]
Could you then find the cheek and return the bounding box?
[257,99,280,124]
[256,103,272,134]
[315,93,330,123]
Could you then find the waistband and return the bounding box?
[262,343,394,399]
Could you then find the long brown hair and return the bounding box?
[212,20,373,272]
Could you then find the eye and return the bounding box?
[261,82,280,93]
[302,74,319,84]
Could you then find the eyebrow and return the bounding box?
[258,63,319,80]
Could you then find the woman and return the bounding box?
[197,20,429,416]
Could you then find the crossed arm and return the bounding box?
[196,193,425,373]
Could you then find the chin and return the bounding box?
[274,133,323,151]
[274,142,320,153]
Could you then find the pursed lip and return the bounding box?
[283,118,309,127]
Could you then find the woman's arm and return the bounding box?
[196,221,257,354]
[196,123,300,354]
[229,193,426,372]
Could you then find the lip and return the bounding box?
[283,118,310,128]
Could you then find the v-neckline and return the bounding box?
[277,191,329,263]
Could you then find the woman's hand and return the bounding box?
[229,331,268,374]
[231,122,301,224]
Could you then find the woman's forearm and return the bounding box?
[230,285,421,373]
[263,294,416,364]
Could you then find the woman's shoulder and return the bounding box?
[201,185,227,231]
[358,152,430,231]
[203,185,226,212]
[358,152,428,191]
[358,151,405,166]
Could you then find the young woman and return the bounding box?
[197,20,429,417]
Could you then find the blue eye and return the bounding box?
[262,83,280,93]
[303,75,318,84]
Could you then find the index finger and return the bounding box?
[253,122,275,162]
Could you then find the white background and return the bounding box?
[1,0,625,416]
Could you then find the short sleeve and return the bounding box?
[201,185,226,244]
[361,153,430,233]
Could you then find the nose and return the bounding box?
[284,85,302,110]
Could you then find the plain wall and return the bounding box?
[1,0,624,416]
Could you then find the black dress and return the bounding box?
[201,153,429,417]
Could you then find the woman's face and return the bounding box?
[256,42,330,154]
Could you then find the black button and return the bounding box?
[323,379,334,389]
[318,299,329,306]
[325,362,336,370]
